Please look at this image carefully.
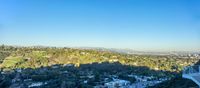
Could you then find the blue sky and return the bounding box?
[0,0,200,51]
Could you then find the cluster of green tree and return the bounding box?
[0,62,137,88]
[149,60,200,88]
[0,45,198,73]
[0,45,199,88]
[0,62,197,88]
[0,71,13,88]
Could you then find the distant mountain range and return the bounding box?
[1,44,199,56]
[74,47,200,56]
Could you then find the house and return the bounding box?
[104,79,130,88]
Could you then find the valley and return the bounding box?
[0,45,199,88]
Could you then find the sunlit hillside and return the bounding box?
[0,45,199,88]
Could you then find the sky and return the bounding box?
[0,0,200,51]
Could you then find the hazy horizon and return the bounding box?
[1,0,200,51]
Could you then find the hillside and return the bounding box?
[0,45,199,88]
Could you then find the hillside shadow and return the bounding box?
[150,59,200,88]
[0,61,178,88]
[194,60,200,65]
